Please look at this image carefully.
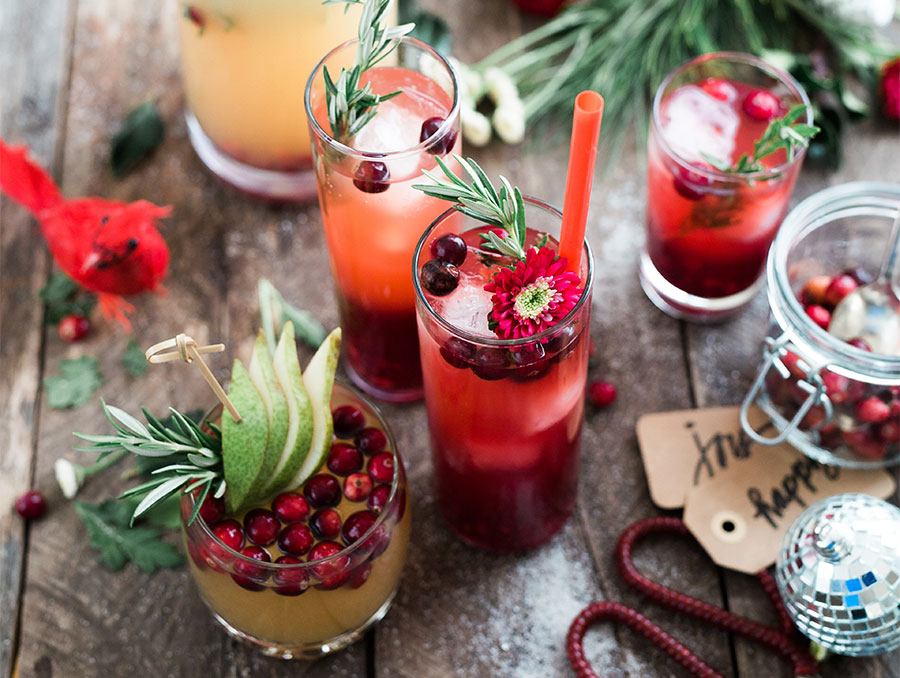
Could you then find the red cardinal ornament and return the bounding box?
[0,139,170,330]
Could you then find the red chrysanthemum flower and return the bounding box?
[484,246,583,340]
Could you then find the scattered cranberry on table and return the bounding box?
[58,314,90,342]
[588,380,617,408]
[14,490,46,520]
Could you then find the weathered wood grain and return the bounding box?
[0,1,74,676]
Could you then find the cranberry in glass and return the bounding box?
[367,452,395,483]
[244,508,280,546]
[440,337,477,369]
[420,259,459,296]
[420,116,458,155]
[333,405,365,438]
[353,160,390,193]
[472,347,508,380]
[430,233,467,266]
[271,492,310,524]
[232,546,271,591]
[278,523,315,556]
[742,89,781,121]
[344,473,373,502]
[327,443,364,476]
[342,510,378,546]
[355,427,387,455]
[368,485,391,513]
[273,556,309,596]
[304,473,342,508]
[310,508,343,540]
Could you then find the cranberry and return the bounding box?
[699,77,737,102]
[368,484,391,512]
[822,371,850,404]
[327,443,363,475]
[856,397,891,424]
[332,405,365,438]
[510,343,550,381]
[344,473,373,501]
[842,430,887,461]
[278,523,314,555]
[187,542,208,571]
[430,233,468,266]
[348,562,373,589]
[304,473,342,508]
[800,275,831,306]
[440,337,477,369]
[185,5,205,30]
[309,541,351,590]
[355,427,387,455]
[420,116,458,155]
[824,274,858,307]
[231,546,271,590]
[548,324,577,362]
[193,489,224,525]
[847,337,872,352]
[243,508,280,546]
[310,508,343,540]
[342,510,378,546]
[672,165,712,201]
[14,490,46,520]
[878,419,900,444]
[211,519,244,551]
[742,89,781,121]
[271,492,310,523]
[804,304,831,330]
[420,258,459,296]
[842,267,873,286]
[588,380,617,408]
[472,347,508,380]
[353,160,390,193]
[367,452,395,483]
[273,556,309,596]
[58,314,90,342]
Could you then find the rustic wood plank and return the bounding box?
[0,1,74,676]
[685,115,900,677]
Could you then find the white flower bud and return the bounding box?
[450,57,485,104]
[492,100,526,145]
[462,106,492,147]
[55,458,83,499]
[483,67,520,107]
[816,0,895,26]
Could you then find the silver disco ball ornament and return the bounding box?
[775,493,900,656]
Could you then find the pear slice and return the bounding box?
[245,330,289,503]
[288,328,341,489]
[263,322,314,496]
[221,359,270,513]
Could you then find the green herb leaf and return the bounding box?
[40,271,96,325]
[45,356,102,409]
[718,105,819,178]
[74,499,184,573]
[258,279,327,353]
[121,338,148,378]
[128,494,182,530]
[110,101,164,178]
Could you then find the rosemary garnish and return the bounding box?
[703,104,819,177]
[414,155,528,260]
[323,0,414,140]
[75,400,225,526]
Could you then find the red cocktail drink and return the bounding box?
[414,199,593,551]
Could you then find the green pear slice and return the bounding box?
[263,322,314,496]
[245,330,289,503]
[288,328,341,489]
[221,359,270,513]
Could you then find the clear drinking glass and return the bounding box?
[413,197,593,551]
[641,52,812,322]
[305,36,460,402]
[182,383,410,658]
[177,0,371,200]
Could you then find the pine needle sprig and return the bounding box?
[74,400,225,526]
[323,0,415,140]
[414,155,528,260]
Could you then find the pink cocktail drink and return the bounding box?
[414,199,593,551]
[641,52,811,321]
[307,39,460,402]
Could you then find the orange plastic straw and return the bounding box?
[559,91,604,273]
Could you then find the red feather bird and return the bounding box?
[0,139,170,330]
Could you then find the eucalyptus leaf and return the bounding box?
[110,101,164,178]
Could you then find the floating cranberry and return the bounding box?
[588,380,617,408]
[273,556,309,596]
[278,523,314,556]
[856,397,891,424]
[822,371,850,404]
[548,324,577,362]
[271,492,310,524]
[332,405,365,438]
[344,473,373,502]
[304,473,342,508]
[510,343,550,380]
[58,314,90,342]
[879,419,900,444]
[367,452,395,483]
[842,430,887,460]
[847,337,872,352]
[420,116,458,155]
[672,165,712,201]
[804,304,831,330]
[699,77,737,102]
[355,427,387,455]
[342,510,378,546]
[193,489,225,525]
[430,233,468,266]
[244,508,280,546]
[800,275,831,306]
[348,562,373,589]
[14,490,46,520]
[824,274,858,307]
[232,546,271,591]
[309,541,351,590]
[440,337,477,369]
[420,258,459,296]
[353,160,390,193]
[742,89,781,121]
[187,542,208,571]
[368,484,391,513]
[327,443,363,476]
[211,519,244,551]
[310,508,343,540]
[472,347,508,380]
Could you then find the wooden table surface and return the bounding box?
[2,1,899,676]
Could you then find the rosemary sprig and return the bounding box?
[703,104,819,175]
[414,155,528,260]
[323,0,415,140]
[75,400,225,526]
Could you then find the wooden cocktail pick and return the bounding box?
[144,333,242,422]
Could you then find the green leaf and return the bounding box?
[110,101,164,178]
[131,494,182,530]
[40,271,96,325]
[121,339,148,377]
[44,356,102,409]
[74,499,184,574]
